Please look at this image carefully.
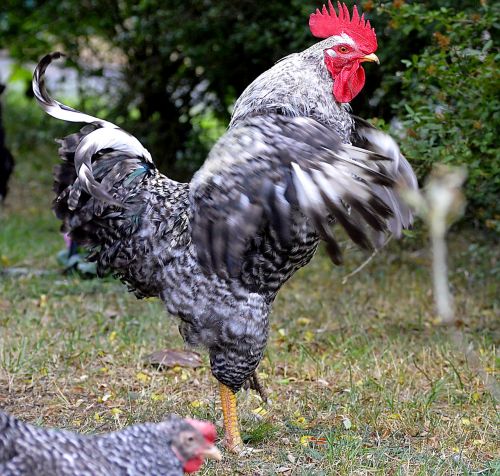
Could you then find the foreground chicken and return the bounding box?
[33,2,417,454]
[0,411,220,475]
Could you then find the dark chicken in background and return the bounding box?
[0,410,221,475]
[32,1,417,453]
[0,84,15,203]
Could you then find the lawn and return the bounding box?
[0,135,498,475]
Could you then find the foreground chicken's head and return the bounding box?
[168,418,221,473]
[310,1,378,103]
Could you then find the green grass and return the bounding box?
[0,133,498,475]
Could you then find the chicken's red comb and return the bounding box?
[309,1,377,53]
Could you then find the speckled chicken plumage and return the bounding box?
[33,35,417,394]
[230,38,355,141]
[0,411,212,476]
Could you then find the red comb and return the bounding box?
[309,1,377,53]
[185,418,217,444]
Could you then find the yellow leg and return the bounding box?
[219,383,244,453]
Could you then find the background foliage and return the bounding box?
[0,0,498,226]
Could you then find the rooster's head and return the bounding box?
[310,1,378,103]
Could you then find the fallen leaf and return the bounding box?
[39,294,48,308]
[100,392,113,402]
[190,400,205,408]
[136,372,151,383]
[304,331,315,342]
[276,467,291,473]
[146,349,203,369]
[388,413,402,420]
[310,437,328,446]
[151,393,165,402]
[292,412,308,428]
[300,435,313,446]
[252,406,268,417]
[342,416,352,430]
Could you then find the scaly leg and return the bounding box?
[219,382,244,453]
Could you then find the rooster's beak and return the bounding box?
[202,445,223,461]
[360,53,380,64]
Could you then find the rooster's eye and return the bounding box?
[337,45,350,54]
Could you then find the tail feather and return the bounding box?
[34,52,170,296]
[32,52,115,127]
[54,134,154,282]
[53,130,151,245]
[33,52,153,210]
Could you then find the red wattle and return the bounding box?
[183,456,203,473]
[333,62,366,103]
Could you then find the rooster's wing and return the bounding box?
[190,114,415,278]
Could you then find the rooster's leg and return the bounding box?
[219,383,244,453]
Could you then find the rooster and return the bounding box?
[32,1,417,453]
[0,411,221,475]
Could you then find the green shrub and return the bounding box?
[383,2,499,229]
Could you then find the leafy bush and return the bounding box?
[381,2,499,229]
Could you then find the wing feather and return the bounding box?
[190,115,417,277]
